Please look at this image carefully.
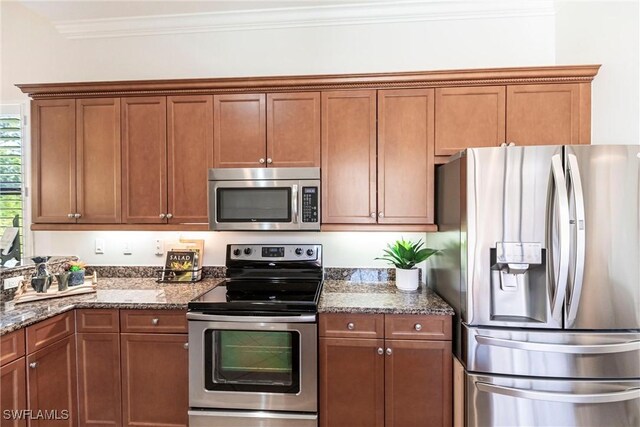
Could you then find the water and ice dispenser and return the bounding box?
[490,242,547,323]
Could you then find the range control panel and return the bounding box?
[229,244,321,262]
[301,186,319,223]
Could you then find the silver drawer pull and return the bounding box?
[152,318,159,326]
[166,213,173,219]
[414,323,422,331]
[377,347,384,355]
[370,212,376,218]
[29,362,38,369]
[183,342,189,350]
[347,322,355,330]
[386,348,392,356]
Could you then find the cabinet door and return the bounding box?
[321,90,377,224]
[267,92,320,167]
[26,335,78,427]
[385,340,452,427]
[213,94,266,168]
[121,97,167,223]
[76,98,121,223]
[506,83,590,146]
[167,95,214,224]
[1,357,27,427]
[77,333,121,427]
[378,89,435,224]
[31,99,76,223]
[435,86,506,156]
[319,337,384,427]
[120,334,188,427]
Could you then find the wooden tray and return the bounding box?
[13,274,97,304]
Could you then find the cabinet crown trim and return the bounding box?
[17,65,600,99]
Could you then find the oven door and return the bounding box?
[188,313,317,412]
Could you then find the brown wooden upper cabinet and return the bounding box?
[32,98,121,224]
[214,92,320,168]
[122,95,213,224]
[434,83,590,162]
[322,89,435,226]
[434,86,506,157]
[506,83,590,146]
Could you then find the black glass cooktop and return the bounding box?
[188,278,323,313]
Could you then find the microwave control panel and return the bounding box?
[302,186,319,223]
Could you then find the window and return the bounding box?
[0,110,24,262]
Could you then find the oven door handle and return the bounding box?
[186,312,316,323]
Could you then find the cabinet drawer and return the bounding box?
[77,309,119,333]
[120,310,187,334]
[319,313,384,339]
[26,311,75,354]
[385,315,452,341]
[1,329,25,366]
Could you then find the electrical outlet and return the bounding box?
[95,238,105,254]
[155,239,164,256]
[3,275,23,290]
[123,242,132,255]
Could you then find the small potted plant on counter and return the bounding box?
[376,238,438,292]
[65,261,87,286]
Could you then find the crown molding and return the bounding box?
[16,65,601,99]
[53,1,555,40]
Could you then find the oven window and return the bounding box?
[204,330,300,393]
[217,188,291,222]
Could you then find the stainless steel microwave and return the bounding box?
[208,167,320,231]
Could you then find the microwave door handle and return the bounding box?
[292,184,299,223]
[566,153,586,327]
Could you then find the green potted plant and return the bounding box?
[376,238,438,291]
[65,261,86,286]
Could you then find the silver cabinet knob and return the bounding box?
[377,347,384,355]
[347,322,355,330]
[29,362,38,369]
[68,213,74,218]
[378,212,384,218]
[370,212,376,218]
[259,158,265,164]
[183,342,189,350]
[414,323,422,331]
[159,213,166,219]
[166,213,173,219]
[267,158,273,164]
[152,318,159,326]
[386,348,392,356]
[74,213,81,218]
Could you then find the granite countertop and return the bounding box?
[0,277,223,335]
[318,280,454,315]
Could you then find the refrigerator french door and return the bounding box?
[432,145,640,427]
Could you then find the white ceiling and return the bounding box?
[18,0,385,22]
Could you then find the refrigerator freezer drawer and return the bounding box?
[467,373,640,427]
[464,325,640,378]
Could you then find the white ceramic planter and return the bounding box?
[395,267,419,292]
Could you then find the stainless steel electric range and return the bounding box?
[187,244,322,427]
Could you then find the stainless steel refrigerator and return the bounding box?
[429,145,640,426]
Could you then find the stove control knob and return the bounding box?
[295,248,303,255]
[306,249,314,256]
[233,249,241,256]
[244,248,252,255]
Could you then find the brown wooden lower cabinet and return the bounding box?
[1,357,27,427]
[77,333,122,426]
[26,334,78,427]
[120,333,188,427]
[319,313,453,427]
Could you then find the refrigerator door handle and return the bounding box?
[475,335,640,354]
[548,154,571,323]
[566,152,586,327]
[475,382,640,404]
